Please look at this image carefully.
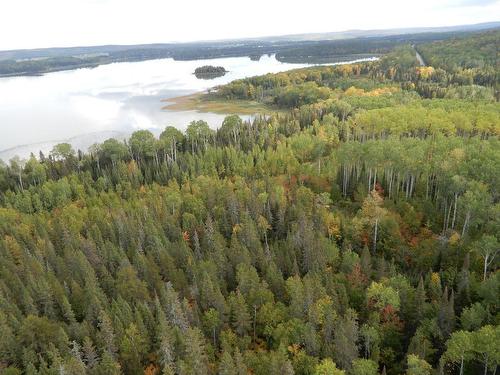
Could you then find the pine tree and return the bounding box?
[438,287,455,340]
[218,351,236,375]
[334,309,359,370]
[93,352,121,375]
[119,323,147,374]
[456,253,471,311]
[233,349,248,375]
[159,333,175,375]
[179,328,209,375]
[98,311,117,356]
[414,276,427,324]
[228,291,251,337]
[82,336,99,369]
[360,246,372,280]
[163,282,189,332]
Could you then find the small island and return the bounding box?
[194,65,228,79]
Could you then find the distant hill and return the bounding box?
[0,21,498,61]
[253,21,500,42]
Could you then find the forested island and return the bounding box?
[0,30,499,375]
[194,65,228,79]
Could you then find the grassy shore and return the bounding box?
[161,92,281,115]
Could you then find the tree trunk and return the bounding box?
[343,165,347,197]
[365,336,371,358]
[484,254,489,281]
[396,173,400,196]
[451,193,458,230]
[405,176,410,199]
[18,171,24,191]
[446,201,452,232]
[426,176,429,200]
[253,305,257,343]
[264,231,270,258]
[461,211,471,237]
[408,175,411,198]
[388,172,392,199]
[368,168,372,193]
[373,219,379,253]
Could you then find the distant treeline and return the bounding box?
[0,30,486,76]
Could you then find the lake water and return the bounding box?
[0,54,376,160]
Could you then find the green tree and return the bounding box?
[315,358,345,375]
[351,358,378,375]
[19,315,69,367]
[100,138,129,167]
[460,303,487,331]
[218,351,236,375]
[179,328,209,375]
[333,309,359,370]
[51,142,76,161]
[473,325,500,375]
[472,235,499,281]
[406,354,432,375]
[119,323,148,374]
[353,190,388,253]
[228,291,251,337]
[93,352,121,375]
[203,308,221,347]
[129,130,158,164]
[443,330,473,375]
[366,281,400,311]
[160,126,185,162]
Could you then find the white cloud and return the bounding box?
[1,0,499,50]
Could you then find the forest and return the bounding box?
[0,30,499,375]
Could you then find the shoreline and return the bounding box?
[160,56,381,115]
[161,92,279,115]
[1,54,379,79]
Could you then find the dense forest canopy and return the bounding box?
[0,30,499,375]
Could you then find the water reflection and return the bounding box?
[0,55,377,160]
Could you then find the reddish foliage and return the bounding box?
[409,235,419,247]
[361,232,370,247]
[347,263,368,288]
[144,363,159,375]
[374,182,384,196]
[380,304,404,331]
[304,175,331,192]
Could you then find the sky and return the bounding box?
[1,0,499,50]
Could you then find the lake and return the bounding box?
[0,54,377,160]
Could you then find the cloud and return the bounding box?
[1,0,499,50]
[449,0,499,6]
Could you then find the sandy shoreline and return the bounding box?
[161,92,204,110]
[161,92,277,115]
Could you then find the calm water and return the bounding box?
[0,54,376,160]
